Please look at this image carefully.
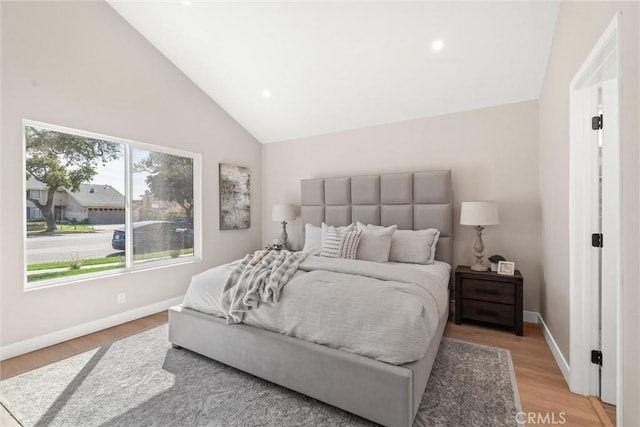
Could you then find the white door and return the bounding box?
[599,78,619,405]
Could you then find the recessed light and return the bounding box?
[261,89,272,98]
[181,1,192,5]
[432,39,444,51]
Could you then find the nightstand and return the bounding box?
[454,266,523,336]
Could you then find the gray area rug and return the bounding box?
[0,325,521,426]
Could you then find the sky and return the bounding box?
[93,148,150,198]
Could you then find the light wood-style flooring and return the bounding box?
[446,321,614,426]
[0,313,615,426]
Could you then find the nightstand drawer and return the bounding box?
[462,299,514,327]
[462,279,515,304]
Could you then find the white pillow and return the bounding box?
[355,222,397,262]
[358,222,394,231]
[338,229,362,259]
[301,223,322,255]
[320,226,343,258]
[320,222,353,258]
[389,229,440,264]
[358,222,440,264]
[321,222,354,248]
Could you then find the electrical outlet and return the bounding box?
[117,292,126,304]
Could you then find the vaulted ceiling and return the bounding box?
[108,1,559,143]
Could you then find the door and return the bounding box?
[599,78,619,405]
[568,14,620,415]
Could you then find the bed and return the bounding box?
[169,170,452,427]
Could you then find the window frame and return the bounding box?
[22,119,202,290]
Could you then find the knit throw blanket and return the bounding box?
[220,250,307,324]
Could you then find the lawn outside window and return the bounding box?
[23,119,201,289]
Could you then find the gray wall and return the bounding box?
[0,1,262,347]
[262,100,541,312]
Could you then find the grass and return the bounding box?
[26,248,195,282]
[27,265,123,282]
[27,249,194,271]
[27,224,98,235]
[27,256,123,271]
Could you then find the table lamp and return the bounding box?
[272,204,296,249]
[460,201,499,271]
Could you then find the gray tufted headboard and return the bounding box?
[301,170,452,266]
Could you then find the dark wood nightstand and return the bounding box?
[454,265,523,336]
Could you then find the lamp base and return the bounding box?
[280,221,289,250]
[470,225,488,272]
[470,263,489,272]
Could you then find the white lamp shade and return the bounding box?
[272,204,296,222]
[460,201,499,226]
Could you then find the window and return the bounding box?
[24,120,200,288]
[27,189,41,200]
[26,207,42,220]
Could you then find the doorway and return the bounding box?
[568,12,621,418]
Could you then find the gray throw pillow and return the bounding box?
[355,223,397,262]
[389,229,440,264]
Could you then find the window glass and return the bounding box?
[132,148,194,264]
[24,122,198,288]
[25,125,126,284]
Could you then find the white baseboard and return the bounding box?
[538,313,571,386]
[0,296,182,361]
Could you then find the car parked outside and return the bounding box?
[111,220,193,252]
[174,216,193,229]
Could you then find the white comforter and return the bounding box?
[182,255,450,365]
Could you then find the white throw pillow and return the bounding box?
[301,223,322,255]
[320,227,343,258]
[389,229,440,264]
[338,230,362,259]
[355,222,397,262]
[320,224,356,258]
[321,222,354,248]
[358,222,395,232]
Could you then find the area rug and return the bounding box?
[0,325,522,426]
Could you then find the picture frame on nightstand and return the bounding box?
[497,261,515,276]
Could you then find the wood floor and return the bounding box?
[0,313,615,426]
[445,321,614,427]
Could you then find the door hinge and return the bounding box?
[591,233,603,248]
[591,350,603,366]
[592,114,603,130]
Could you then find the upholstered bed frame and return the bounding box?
[169,170,452,427]
[301,170,452,265]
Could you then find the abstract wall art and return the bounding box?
[219,163,251,230]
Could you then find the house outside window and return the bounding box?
[27,189,41,200]
[26,207,42,220]
[24,120,201,288]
